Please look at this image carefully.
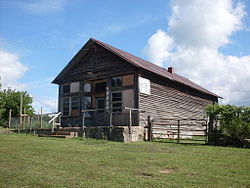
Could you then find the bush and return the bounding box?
[206,104,250,147]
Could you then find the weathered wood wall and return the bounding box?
[59,44,139,127]
[139,71,217,127]
[60,45,137,83]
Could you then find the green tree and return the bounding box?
[205,104,250,147]
[0,81,34,127]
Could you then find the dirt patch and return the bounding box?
[159,168,176,174]
[139,173,153,178]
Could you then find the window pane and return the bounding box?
[111,77,122,87]
[112,92,122,102]
[112,92,122,112]
[84,83,91,92]
[95,82,106,92]
[63,84,70,93]
[83,96,91,109]
[71,97,79,110]
[70,82,80,93]
[62,97,70,115]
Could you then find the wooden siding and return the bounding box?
[59,45,137,84]
[58,45,138,126]
[139,72,216,127]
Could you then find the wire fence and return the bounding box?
[9,115,53,129]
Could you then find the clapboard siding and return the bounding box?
[139,72,216,126]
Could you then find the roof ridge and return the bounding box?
[91,38,220,98]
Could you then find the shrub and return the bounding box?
[206,104,250,147]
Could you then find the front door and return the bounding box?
[95,97,106,125]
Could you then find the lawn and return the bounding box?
[0,133,250,188]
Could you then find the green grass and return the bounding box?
[0,133,250,188]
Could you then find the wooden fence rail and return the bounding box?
[150,117,208,144]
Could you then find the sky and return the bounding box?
[0,0,250,113]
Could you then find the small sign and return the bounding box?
[139,77,150,95]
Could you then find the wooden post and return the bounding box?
[177,120,180,143]
[29,116,32,132]
[23,108,26,129]
[208,115,214,144]
[19,94,23,130]
[129,109,132,132]
[40,107,43,128]
[82,111,86,138]
[148,116,152,141]
[205,120,208,144]
[8,109,12,128]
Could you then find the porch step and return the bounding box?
[38,134,73,138]
[51,131,78,137]
[37,131,78,138]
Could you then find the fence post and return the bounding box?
[40,107,43,128]
[129,109,132,141]
[8,109,12,128]
[205,120,208,144]
[82,111,86,138]
[148,116,152,141]
[208,115,214,144]
[177,120,180,143]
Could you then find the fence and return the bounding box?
[9,114,53,130]
[150,117,208,144]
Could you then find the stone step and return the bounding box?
[38,134,73,138]
[51,131,78,136]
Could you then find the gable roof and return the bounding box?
[53,38,221,98]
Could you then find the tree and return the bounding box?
[0,80,35,127]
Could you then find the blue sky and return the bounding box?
[0,0,250,112]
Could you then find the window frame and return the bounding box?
[111,92,122,112]
[111,76,122,87]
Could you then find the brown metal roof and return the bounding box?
[91,38,220,98]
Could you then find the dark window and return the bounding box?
[95,82,106,92]
[111,77,122,87]
[63,84,70,94]
[112,92,122,112]
[71,97,79,110]
[96,98,105,112]
[62,97,70,116]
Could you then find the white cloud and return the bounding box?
[143,29,174,66]
[0,49,28,90]
[22,0,69,14]
[144,0,250,106]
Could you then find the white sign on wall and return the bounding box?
[139,77,150,95]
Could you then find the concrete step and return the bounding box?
[38,134,73,138]
[51,131,78,136]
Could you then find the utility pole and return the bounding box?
[40,106,43,128]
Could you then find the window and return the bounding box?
[95,82,106,92]
[70,82,80,93]
[83,96,92,109]
[111,76,122,87]
[84,83,92,93]
[62,97,70,116]
[71,97,79,110]
[62,84,70,94]
[112,92,122,112]
[83,96,92,118]
[96,98,105,112]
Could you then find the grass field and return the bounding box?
[0,133,250,188]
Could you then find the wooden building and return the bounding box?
[52,38,220,129]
